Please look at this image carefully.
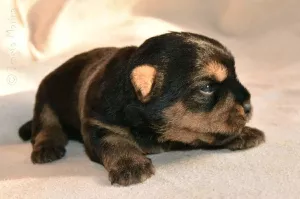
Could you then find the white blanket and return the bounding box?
[1,0,300,198]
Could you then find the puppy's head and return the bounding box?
[128,32,252,144]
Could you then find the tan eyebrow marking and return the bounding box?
[204,61,228,82]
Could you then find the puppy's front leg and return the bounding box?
[225,126,265,150]
[82,123,155,186]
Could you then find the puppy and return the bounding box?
[19,32,265,186]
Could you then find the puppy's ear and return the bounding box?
[131,65,157,103]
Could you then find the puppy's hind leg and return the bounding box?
[31,104,68,164]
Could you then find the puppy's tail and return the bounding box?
[18,120,32,141]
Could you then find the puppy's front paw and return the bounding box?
[31,145,66,164]
[109,156,155,186]
[227,126,265,150]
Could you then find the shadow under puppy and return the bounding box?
[19,32,265,186]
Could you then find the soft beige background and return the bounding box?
[0,0,300,198]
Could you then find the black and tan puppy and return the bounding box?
[19,32,265,186]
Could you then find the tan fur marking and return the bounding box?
[40,104,60,128]
[100,134,142,170]
[159,95,247,144]
[86,118,130,136]
[102,134,128,145]
[34,104,67,146]
[131,65,157,102]
[204,61,228,82]
[236,105,245,116]
[34,132,49,144]
[158,128,216,144]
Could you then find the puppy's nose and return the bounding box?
[243,103,252,114]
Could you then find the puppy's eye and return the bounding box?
[200,84,215,95]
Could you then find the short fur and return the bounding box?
[19,32,265,186]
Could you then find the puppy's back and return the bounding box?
[35,47,118,134]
